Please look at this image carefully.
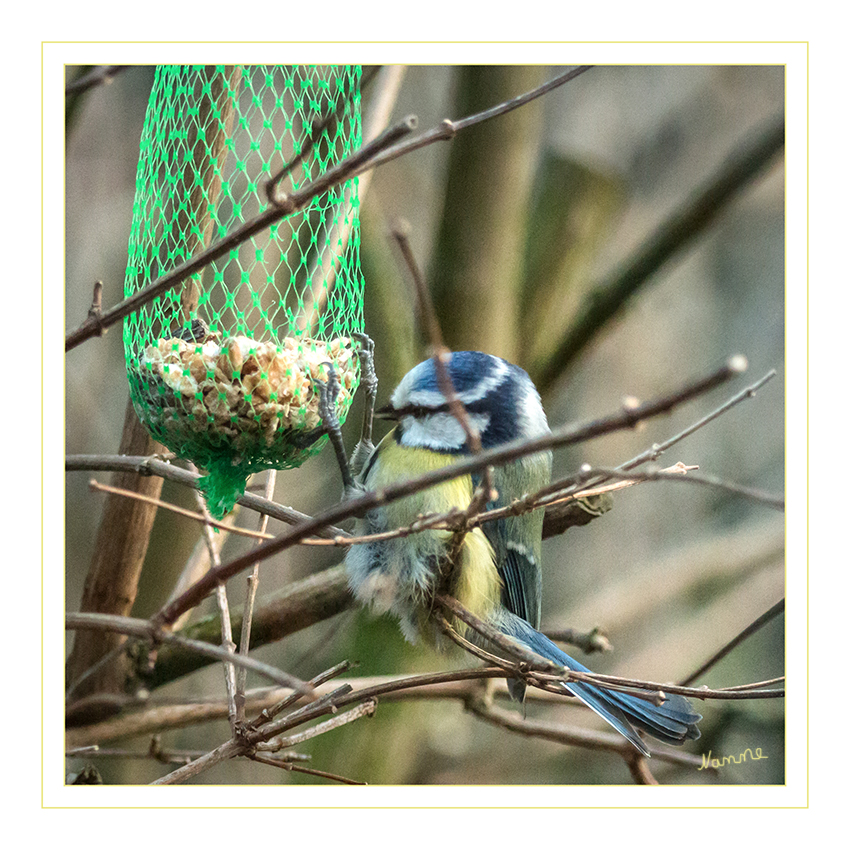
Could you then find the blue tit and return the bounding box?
[344,351,700,755]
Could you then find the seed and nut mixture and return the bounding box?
[137,335,357,453]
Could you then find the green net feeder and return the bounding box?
[123,65,364,517]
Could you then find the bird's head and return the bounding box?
[378,351,550,453]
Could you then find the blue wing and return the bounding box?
[476,451,551,631]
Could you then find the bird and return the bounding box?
[340,350,701,756]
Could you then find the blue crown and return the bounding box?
[388,352,548,451]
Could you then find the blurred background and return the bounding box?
[65,64,785,785]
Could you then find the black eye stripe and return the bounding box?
[392,402,451,417]
[391,398,493,419]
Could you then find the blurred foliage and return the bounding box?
[65,64,785,786]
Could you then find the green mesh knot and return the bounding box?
[122,65,363,517]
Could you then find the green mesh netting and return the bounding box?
[123,65,363,517]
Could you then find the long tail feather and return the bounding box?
[502,614,701,756]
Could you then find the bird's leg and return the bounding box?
[349,332,378,480]
[314,362,357,497]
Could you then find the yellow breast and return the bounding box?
[362,434,503,636]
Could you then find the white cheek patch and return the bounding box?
[399,411,491,450]
[518,384,550,438]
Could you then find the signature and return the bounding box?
[697,747,769,770]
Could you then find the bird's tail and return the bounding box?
[501,614,701,756]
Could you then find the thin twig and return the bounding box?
[255,699,376,752]
[536,115,785,390]
[436,612,528,673]
[66,739,208,766]
[542,464,784,512]
[89,478,274,542]
[90,458,770,553]
[194,489,239,734]
[248,684,355,743]
[150,355,751,628]
[252,660,354,727]
[465,696,708,769]
[65,612,314,698]
[145,565,354,690]
[390,221,483,456]
[625,753,659,785]
[249,753,366,785]
[264,78,362,203]
[64,116,418,351]
[391,220,495,518]
[65,65,131,96]
[619,369,778,473]
[150,738,242,785]
[544,627,612,655]
[435,594,562,674]
[68,455,348,539]
[527,670,785,701]
[523,368,781,522]
[65,68,593,352]
[718,676,785,692]
[357,66,593,176]
[679,599,786,686]
[438,593,784,703]
[149,681,370,785]
[234,469,277,725]
[476,461,699,534]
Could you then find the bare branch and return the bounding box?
[436,594,785,702]
[65,65,131,96]
[88,478,274,543]
[150,355,751,628]
[64,612,314,698]
[544,464,784,512]
[65,67,593,352]
[359,66,593,175]
[252,660,354,727]
[149,738,242,785]
[544,627,612,655]
[679,599,785,686]
[619,369,778,473]
[625,753,659,785]
[66,738,208,766]
[138,663,374,785]
[526,669,785,701]
[146,565,354,690]
[235,469,277,726]
[248,753,366,785]
[193,489,239,734]
[255,699,376,752]
[68,454,348,539]
[465,697,708,769]
[391,219,495,514]
[535,115,785,390]
[64,116,418,351]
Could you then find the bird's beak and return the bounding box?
[374,404,398,420]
